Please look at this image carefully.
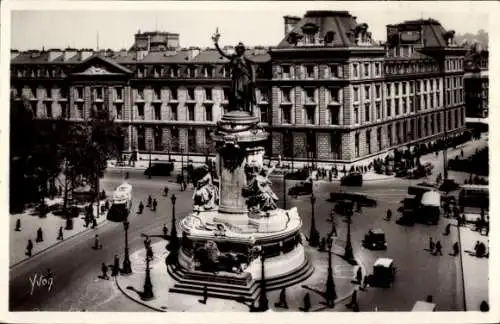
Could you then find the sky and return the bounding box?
[7,1,491,51]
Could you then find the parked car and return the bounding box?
[362,229,387,250]
[144,162,174,177]
[340,172,363,186]
[288,181,312,197]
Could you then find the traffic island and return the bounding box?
[115,240,359,312]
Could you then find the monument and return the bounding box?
[168,29,313,302]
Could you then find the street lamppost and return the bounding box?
[309,194,319,247]
[180,147,184,182]
[122,220,132,274]
[258,251,269,312]
[148,139,152,179]
[344,205,354,262]
[141,239,154,301]
[325,227,337,308]
[283,171,287,210]
[167,194,179,253]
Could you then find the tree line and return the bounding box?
[10,96,124,214]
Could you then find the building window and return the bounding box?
[116,87,123,100]
[204,88,212,101]
[44,103,52,118]
[282,107,291,124]
[375,63,381,76]
[170,105,178,120]
[186,88,195,101]
[364,103,370,122]
[329,107,340,125]
[205,105,213,121]
[388,124,393,146]
[154,87,161,101]
[331,134,341,159]
[137,103,145,120]
[137,87,144,100]
[304,31,316,45]
[205,129,213,149]
[329,88,340,103]
[376,102,381,120]
[366,130,371,154]
[154,129,162,151]
[259,88,269,102]
[386,99,392,117]
[363,63,370,77]
[115,103,123,120]
[306,107,315,124]
[188,67,197,78]
[170,88,178,101]
[170,129,179,152]
[394,83,399,96]
[75,87,83,100]
[260,104,270,123]
[305,65,315,79]
[376,127,382,151]
[329,64,340,78]
[364,86,370,100]
[60,102,68,119]
[204,66,214,78]
[282,65,291,79]
[375,85,381,99]
[395,122,401,144]
[170,67,179,78]
[137,127,145,151]
[352,63,359,78]
[76,102,84,118]
[187,130,196,152]
[188,104,195,121]
[402,97,407,114]
[395,98,400,116]
[355,133,360,158]
[305,88,315,104]
[281,88,291,103]
[354,105,359,124]
[353,87,360,102]
[386,83,391,97]
[430,95,434,109]
[154,103,161,120]
[409,81,414,94]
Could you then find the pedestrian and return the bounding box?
[93,234,102,250]
[385,209,392,221]
[101,262,109,280]
[104,200,110,211]
[26,239,33,257]
[318,237,326,252]
[147,246,154,261]
[300,292,311,312]
[435,241,443,255]
[152,199,157,212]
[479,300,489,312]
[199,285,208,304]
[163,224,168,237]
[274,288,289,309]
[356,267,362,284]
[147,195,152,207]
[15,218,21,232]
[57,226,64,240]
[452,242,459,256]
[91,217,97,229]
[36,227,44,242]
[361,275,369,290]
[138,201,144,214]
[347,289,358,308]
[112,254,120,276]
[164,186,169,197]
[460,149,464,158]
[443,223,451,236]
[429,237,434,253]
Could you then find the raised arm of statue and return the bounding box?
[212,28,232,59]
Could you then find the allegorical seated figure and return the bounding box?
[193,164,219,211]
[243,164,278,213]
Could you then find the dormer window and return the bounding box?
[204,66,214,78]
[188,66,197,78]
[301,23,319,45]
[170,66,178,78]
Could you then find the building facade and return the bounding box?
[10,11,467,166]
[464,44,488,118]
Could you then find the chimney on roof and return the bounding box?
[11,50,20,60]
[48,49,63,61]
[284,16,301,37]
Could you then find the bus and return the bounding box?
[418,190,441,225]
[459,184,488,209]
[107,182,133,222]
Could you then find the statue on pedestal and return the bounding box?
[243,164,278,213]
[193,165,219,211]
[212,28,256,114]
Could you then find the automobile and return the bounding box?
[334,199,355,216]
[439,179,460,193]
[284,169,310,181]
[144,162,174,177]
[396,214,415,226]
[329,192,377,207]
[288,181,312,197]
[367,258,396,288]
[362,229,387,250]
[340,172,363,186]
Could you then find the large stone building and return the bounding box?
[10,11,467,167]
[463,44,488,119]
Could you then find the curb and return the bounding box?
[10,217,108,269]
[114,275,167,312]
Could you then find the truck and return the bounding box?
[107,182,133,222]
